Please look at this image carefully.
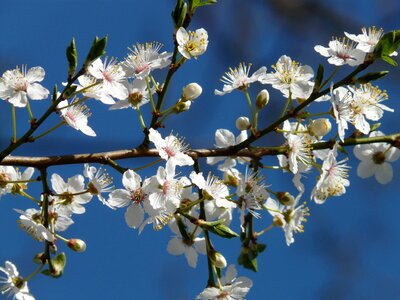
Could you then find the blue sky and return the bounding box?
[1,0,400,299]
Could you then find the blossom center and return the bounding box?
[0,172,11,188]
[131,188,145,203]
[11,276,24,289]
[128,92,144,106]
[59,192,74,205]
[372,151,386,164]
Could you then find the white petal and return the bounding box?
[215,129,235,147]
[184,246,198,268]
[27,83,49,100]
[357,161,377,178]
[108,189,132,208]
[124,204,144,228]
[167,237,186,255]
[375,163,393,184]
[26,66,45,82]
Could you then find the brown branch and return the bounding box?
[1,132,399,168]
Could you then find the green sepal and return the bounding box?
[355,71,389,83]
[172,0,187,28]
[42,252,66,278]
[202,220,239,239]
[237,243,266,272]
[84,36,107,68]
[314,64,324,91]
[370,123,381,132]
[66,38,78,79]
[373,30,400,65]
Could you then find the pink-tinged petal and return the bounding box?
[108,189,132,208]
[122,169,141,191]
[27,83,49,100]
[184,246,198,268]
[357,161,377,178]
[167,237,186,255]
[375,163,393,184]
[124,203,144,228]
[215,129,235,147]
[26,66,45,82]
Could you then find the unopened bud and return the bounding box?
[174,100,191,113]
[256,89,270,109]
[308,118,332,137]
[235,116,250,131]
[67,239,86,252]
[182,83,202,101]
[50,243,57,254]
[277,192,295,206]
[209,250,227,268]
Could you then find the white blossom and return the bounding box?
[176,27,208,59]
[260,55,314,99]
[314,38,366,66]
[215,63,267,96]
[58,99,96,137]
[122,42,172,79]
[0,65,49,107]
[84,164,114,206]
[353,131,400,184]
[14,209,54,242]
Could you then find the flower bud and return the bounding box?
[209,250,227,268]
[50,243,57,254]
[276,192,295,206]
[256,89,269,109]
[67,239,87,252]
[174,100,191,113]
[235,116,250,131]
[33,252,46,264]
[182,83,202,101]
[308,118,332,137]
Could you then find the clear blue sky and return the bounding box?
[1,0,400,299]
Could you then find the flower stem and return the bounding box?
[321,66,340,89]
[135,105,147,130]
[11,105,17,143]
[26,100,35,121]
[244,89,256,135]
[31,121,64,141]
[255,223,275,236]
[23,263,45,282]
[19,190,41,204]
[146,76,156,112]
[132,158,163,172]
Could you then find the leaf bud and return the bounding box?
[256,89,270,109]
[235,116,250,131]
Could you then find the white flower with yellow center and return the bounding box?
[260,55,314,99]
[348,83,393,134]
[214,63,267,96]
[109,79,154,110]
[0,65,49,107]
[330,85,353,142]
[176,27,208,59]
[315,37,366,66]
[14,208,54,242]
[84,164,114,206]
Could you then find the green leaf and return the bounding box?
[84,36,107,68]
[52,85,58,102]
[62,85,77,99]
[66,38,78,78]
[192,0,217,9]
[176,216,191,241]
[202,221,238,239]
[355,71,389,83]
[374,30,400,64]
[42,253,67,278]
[171,0,187,28]
[370,123,381,132]
[237,243,267,272]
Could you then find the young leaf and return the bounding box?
[66,38,78,78]
[84,36,107,68]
